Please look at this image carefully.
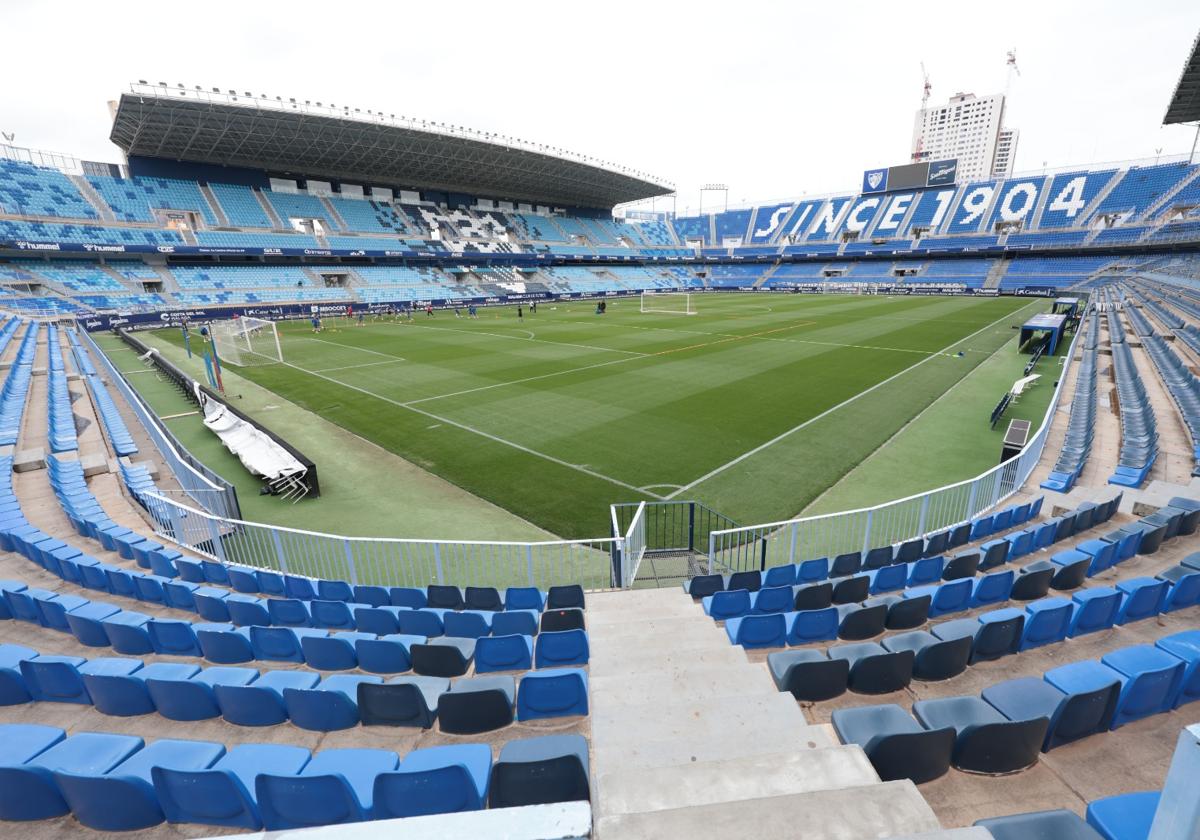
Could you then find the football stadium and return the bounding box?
[1,3,1200,837]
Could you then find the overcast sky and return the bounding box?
[4,0,1198,214]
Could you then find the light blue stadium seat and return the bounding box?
[283,674,382,731]
[55,738,225,830]
[101,610,154,654]
[250,626,328,662]
[301,631,375,671]
[154,743,313,830]
[215,670,321,726]
[84,662,199,717]
[355,633,423,674]
[196,624,254,663]
[147,666,259,721]
[256,747,399,830]
[0,731,143,820]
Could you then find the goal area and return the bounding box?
[640,290,696,315]
[210,316,283,366]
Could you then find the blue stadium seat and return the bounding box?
[1020,598,1073,650]
[147,667,258,721]
[476,634,534,673]
[1155,630,1200,707]
[153,743,312,830]
[725,613,789,648]
[55,738,225,830]
[882,630,971,681]
[517,668,588,720]
[1115,577,1168,624]
[302,631,375,670]
[1100,646,1185,727]
[829,641,913,694]
[975,809,1105,839]
[1069,588,1122,636]
[284,674,382,731]
[1086,791,1161,840]
[535,629,589,668]
[355,633,423,674]
[215,670,321,726]
[372,743,491,820]
[0,731,143,820]
[256,748,399,830]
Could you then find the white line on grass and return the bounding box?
[310,359,407,374]
[664,305,1031,499]
[411,322,649,357]
[277,359,663,500]
[402,355,643,406]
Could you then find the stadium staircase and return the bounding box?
[197,184,230,226]
[752,264,782,288]
[253,189,286,229]
[319,196,348,232]
[1077,169,1128,226]
[1140,167,1200,221]
[983,258,1009,289]
[586,587,953,839]
[97,264,148,294]
[66,175,115,223]
[1027,178,1056,230]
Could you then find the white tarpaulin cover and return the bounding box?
[201,395,305,483]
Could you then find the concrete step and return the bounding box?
[594,781,941,840]
[590,664,776,706]
[587,587,694,612]
[596,745,880,817]
[591,644,748,674]
[589,614,724,640]
[591,692,817,747]
[587,602,700,624]
[887,831,993,840]
[592,723,834,773]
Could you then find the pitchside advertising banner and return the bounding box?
[861,159,958,193]
[75,290,652,332]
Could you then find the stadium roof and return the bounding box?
[1164,30,1200,124]
[109,84,674,208]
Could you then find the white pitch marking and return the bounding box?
[665,303,1040,499]
[278,359,663,499]
[298,336,407,362]
[412,322,649,357]
[310,359,406,374]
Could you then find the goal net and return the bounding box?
[209,316,283,366]
[640,290,696,315]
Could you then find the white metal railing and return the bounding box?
[140,491,620,591]
[79,328,240,519]
[703,317,1084,572]
[621,501,647,588]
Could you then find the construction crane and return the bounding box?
[912,62,932,162]
[1005,49,1021,96]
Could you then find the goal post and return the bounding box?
[640,290,696,315]
[209,316,283,366]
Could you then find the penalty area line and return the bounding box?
[277,359,664,500]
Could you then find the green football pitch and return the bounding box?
[153,292,1041,538]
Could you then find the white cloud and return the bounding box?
[3,0,1198,214]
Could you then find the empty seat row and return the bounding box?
[981,785,1175,840]
[687,495,1105,601]
[1107,320,1158,487]
[0,323,37,447]
[1043,309,1099,492]
[767,563,1199,700]
[1,574,589,673]
[64,327,137,456]
[45,326,78,454]
[832,629,1200,784]
[0,643,588,732]
[0,723,589,831]
[1140,331,1200,476]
